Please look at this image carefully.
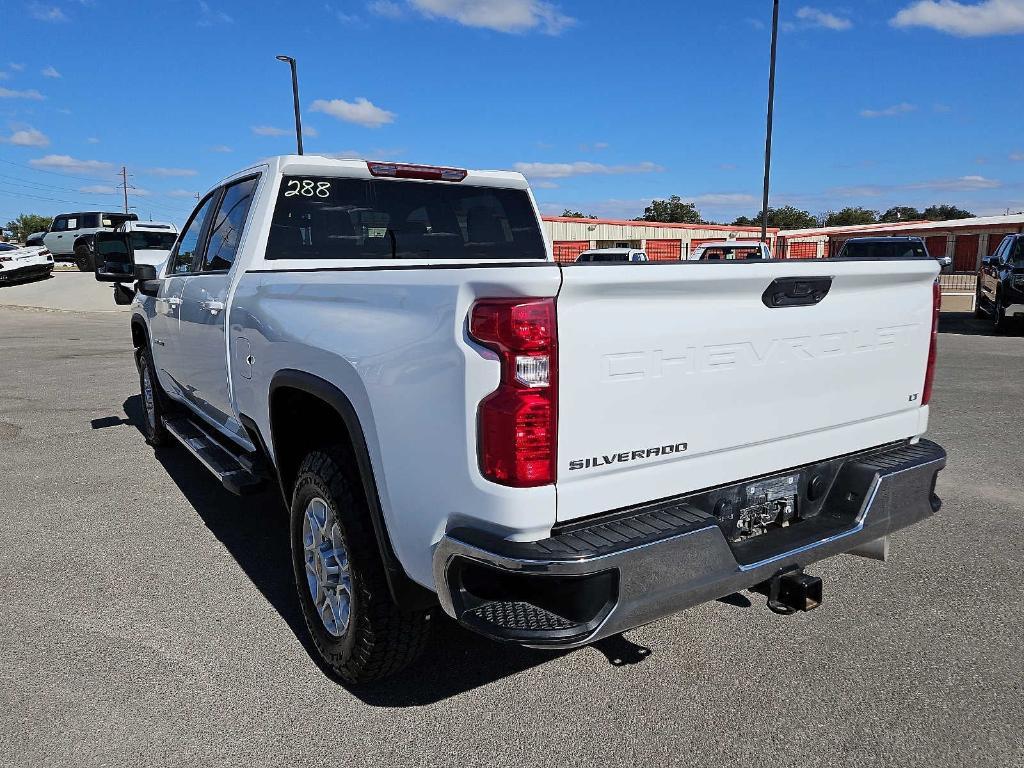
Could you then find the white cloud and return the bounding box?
[860,102,917,118]
[907,175,1001,190]
[1,127,49,147]
[145,167,199,177]
[513,161,664,179]
[41,65,61,78]
[1011,151,1024,161]
[167,189,199,198]
[304,125,319,137]
[0,72,8,81]
[86,137,100,144]
[369,0,404,18]
[891,0,1024,36]
[251,125,290,136]
[0,87,44,100]
[409,0,574,34]
[690,193,759,206]
[209,144,232,152]
[9,63,25,71]
[796,6,853,29]
[310,97,395,128]
[79,184,150,196]
[30,154,113,175]
[533,181,559,189]
[29,4,68,21]
[198,1,233,26]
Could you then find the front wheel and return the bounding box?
[993,295,1007,334]
[137,348,169,445]
[290,448,432,684]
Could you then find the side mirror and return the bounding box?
[94,231,135,282]
[981,256,994,268]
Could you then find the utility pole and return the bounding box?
[760,0,780,245]
[120,166,129,214]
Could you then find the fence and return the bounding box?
[939,273,977,293]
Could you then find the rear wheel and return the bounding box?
[74,242,94,272]
[290,448,432,684]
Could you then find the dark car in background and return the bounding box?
[977,233,1024,333]
[836,236,953,271]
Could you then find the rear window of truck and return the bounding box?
[840,241,928,259]
[266,176,545,261]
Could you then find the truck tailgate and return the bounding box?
[555,259,937,522]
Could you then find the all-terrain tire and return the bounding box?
[74,242,95,272]
[290,448,432,684]
[137,347,170,446]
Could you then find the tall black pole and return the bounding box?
[760,0,780,245]
[277,55,304,155]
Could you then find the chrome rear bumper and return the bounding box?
[433,439,946,648]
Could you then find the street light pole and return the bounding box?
[276,55,304,155]
[760,0,780,245]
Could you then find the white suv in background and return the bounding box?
[43,211,139,271]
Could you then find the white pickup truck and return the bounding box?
[95,156,946,684]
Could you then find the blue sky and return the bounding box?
[2,0,1024,227]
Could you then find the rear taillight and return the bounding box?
[469,298,557,487]
[922,279,941,405]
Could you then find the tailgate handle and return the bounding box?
[762,277,832,308]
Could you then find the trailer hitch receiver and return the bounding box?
[753,567,822,615]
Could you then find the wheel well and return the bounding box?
[130,319,147,350]
[269,385,359,501]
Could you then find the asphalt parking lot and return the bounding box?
[0,302,1022,768]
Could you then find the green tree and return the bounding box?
[922,204,974,221]
[636,195,702,224]
[822,207,878,227]
[559,209,597,219]
[879,206,923,223]
[733,206,817,229]
[4,213,52,242]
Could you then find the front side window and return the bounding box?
[266,176,545,261]
[203,176,258,271]
[50,217,67,232]
[1010,238,1024,266]
[168,195,217,275]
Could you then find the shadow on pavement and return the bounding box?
[939,311,1009,337]
[120,395,652,705]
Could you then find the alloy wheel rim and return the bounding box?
[142,365,156,432]
[302,496,353,638]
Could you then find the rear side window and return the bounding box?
[80,213,100,228]
[203,176,258,271]
[266,176,545,261]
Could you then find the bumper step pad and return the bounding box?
[436,439,946,648]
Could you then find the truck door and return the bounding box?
[43,215,76,256]
[175,176,258,438]
[151,192,219,400]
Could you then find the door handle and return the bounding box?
[165,297,182,307]
[201,299,225,315]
